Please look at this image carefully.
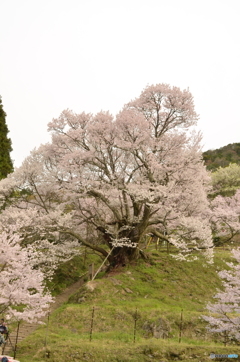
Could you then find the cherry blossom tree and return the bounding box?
[209,188,240,245]
[203,248,240,343]
[205,162,240,245]
[0,84,213,266]
[0,228,53,323]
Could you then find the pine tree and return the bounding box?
[0,96,13,179]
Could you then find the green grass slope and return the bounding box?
[16,247,240,361]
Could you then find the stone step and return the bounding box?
[3,324,39,355]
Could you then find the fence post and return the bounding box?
[44,311,51,358]
[89,306,95,342]
[133,308,138,343]
[178,309,183,343]
[83,246,87,266]
[88,263,95,280]
[224,330,228,346]
[13,320,21,359]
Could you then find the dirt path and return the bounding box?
[49,275,86,311]
[3,275,86,356]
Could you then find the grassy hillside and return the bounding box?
[15,246,240,361]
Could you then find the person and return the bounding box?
[0,332,5,356]
[0,320,8,337]
[1,357,9,362]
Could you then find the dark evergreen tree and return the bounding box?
[0,96,13,179]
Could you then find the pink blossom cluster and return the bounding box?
[203,248,240,340]
[0,229,53,323]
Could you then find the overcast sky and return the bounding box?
[1,0,240,168]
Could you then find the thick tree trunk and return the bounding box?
[108,246,140,268]
[63,228,148,270]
